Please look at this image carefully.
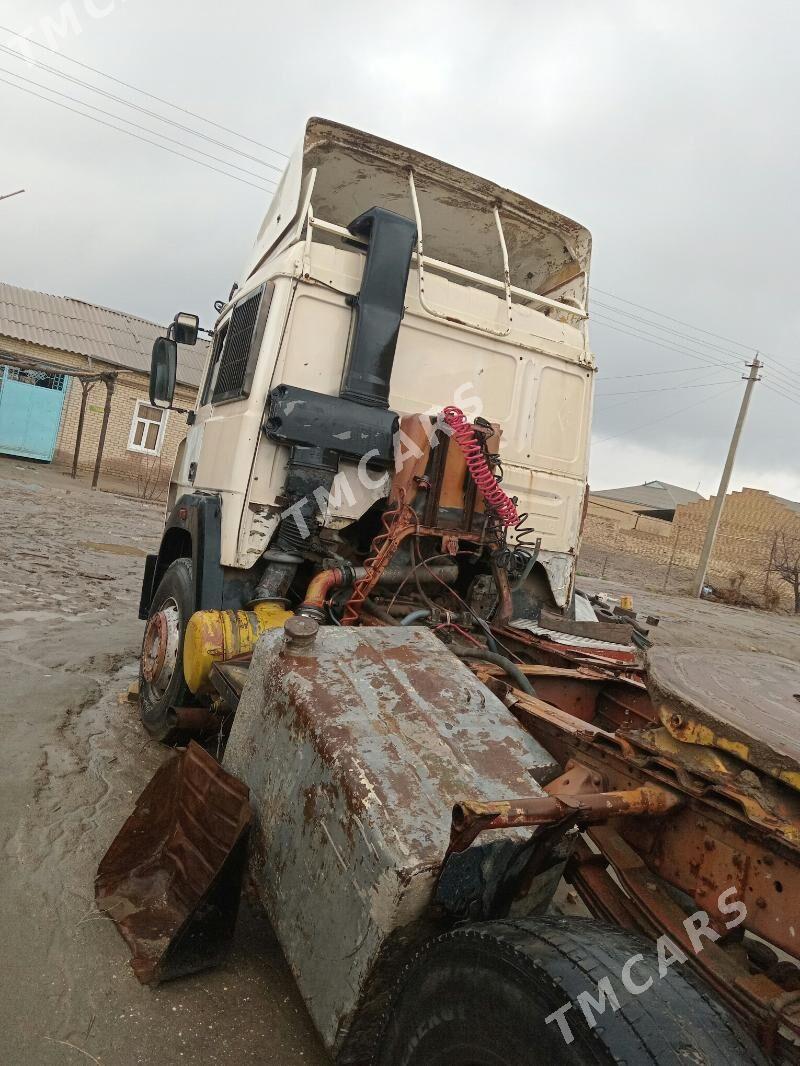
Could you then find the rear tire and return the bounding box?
[139,557,193,741]
[376,916,767,1066]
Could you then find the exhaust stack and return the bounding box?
[340,207,417,409]
[265,207,417,553]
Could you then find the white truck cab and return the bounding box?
[140,117,594,737]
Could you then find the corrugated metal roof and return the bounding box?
[0,281,208,388]
[591,480,704,511]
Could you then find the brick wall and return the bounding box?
[587,496,673,537]
[0,336,198,490]
[672,489,800,606]
[582,513,679,564]
[581,487,800,610]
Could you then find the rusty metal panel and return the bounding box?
[96,742,251,983]
[648,649,800,791]
[223,625,558,1055]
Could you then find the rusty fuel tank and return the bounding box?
[223,622,559,1059]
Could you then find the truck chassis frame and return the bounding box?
[461,642,800,1059]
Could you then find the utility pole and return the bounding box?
[0,189,25,203]
[692,357,762,597]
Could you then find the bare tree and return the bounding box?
[136,453,165,502]
[773,532,800,614]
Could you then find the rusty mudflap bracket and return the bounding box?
[436,768,682,921]
[445,781,682,856]
[95,741,251,984]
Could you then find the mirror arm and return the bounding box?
[158,323,189,411]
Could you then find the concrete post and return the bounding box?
[692,359,762,597]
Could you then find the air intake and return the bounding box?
[339,207,417,409]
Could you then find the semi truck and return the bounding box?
[98,119,796,1064]
[137,117,594,741]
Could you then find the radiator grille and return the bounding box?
[212,288,263,402]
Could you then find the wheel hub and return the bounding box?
[142,601,181,692]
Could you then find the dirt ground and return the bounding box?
[0,456,328,1066]
[1,456,798,1066]
[577,552,800,659]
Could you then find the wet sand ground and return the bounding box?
[1,455,797,1065]
[0,457,327,1066]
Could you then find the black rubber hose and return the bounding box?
[362,598,397,625]
[455,649,537,697]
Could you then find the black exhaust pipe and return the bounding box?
[340,207,418,409]
[265,207,417,558]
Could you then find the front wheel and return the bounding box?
[376,916,767,1066]
[139,557,193,741]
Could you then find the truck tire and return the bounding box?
[139,557,193,741]
[376,916,767,1066]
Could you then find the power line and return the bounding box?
[0,65,277,185]
[596,378,741,398]
[594,370,734,413]
[0,23,289,161]
[746,361,800,400]
[593,299,744,364]
[600,363,724,380]
[593,287,758,354]
[595,298,800,396]
[0,42,284,173]
[1,30,796,401]
[591,314,738,370]
[3,20,797,391]
[594,286,798,384]
[761,382,800,409]
[592,383,741,447]
[4,29,794,388]
[0,74,273,192]
[592,313,800,400]
[592,310,747,372]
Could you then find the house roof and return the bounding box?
[0,281,208,389]
[591,480,704,511]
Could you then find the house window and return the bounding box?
[128,400,168,455]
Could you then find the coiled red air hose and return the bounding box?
[442,406,519,527]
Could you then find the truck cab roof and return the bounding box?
[242,118,591,316]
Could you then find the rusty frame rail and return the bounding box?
[472,674,800,1057]
[572,825,800,1055]
[448,784,681,854]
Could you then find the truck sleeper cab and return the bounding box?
[139,117,595,738]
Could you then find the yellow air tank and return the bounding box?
[183,602,293,694]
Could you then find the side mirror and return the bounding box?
[149,336,177,408]
[173,312,200,346]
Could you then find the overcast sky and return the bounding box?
[1,0,799,500]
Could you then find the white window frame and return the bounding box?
[128,399,169,456]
